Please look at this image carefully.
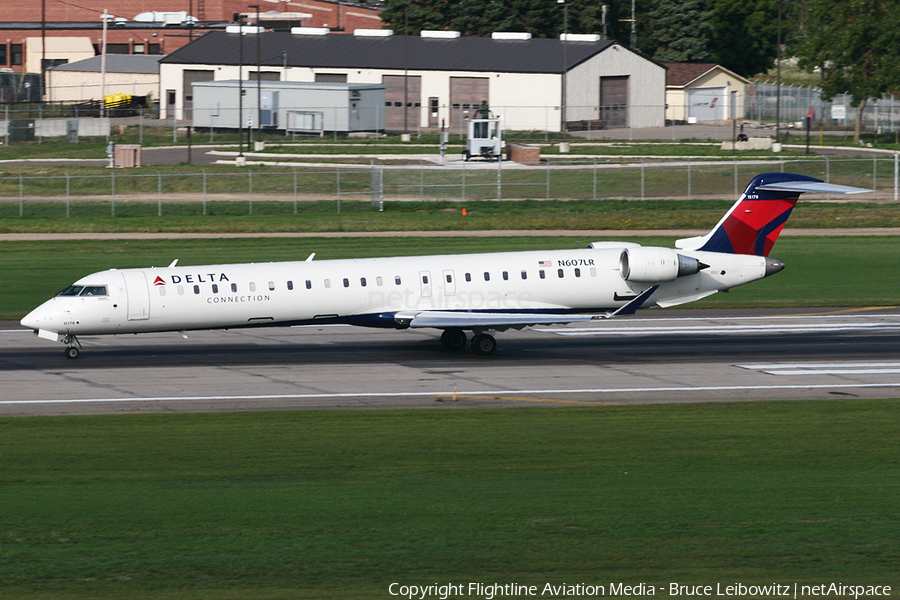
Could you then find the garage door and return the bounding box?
[599,76,629,129]
[449,77,489,130]
[383,75,421,131]
[687,86,725,122]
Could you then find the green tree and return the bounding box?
[642,0,714,63]
[708,0,779,77]
[797,0,900,142]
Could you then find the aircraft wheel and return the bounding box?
[471,333,497,356]
[441,328,468,351]
[65,346,80,359]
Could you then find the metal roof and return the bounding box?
[160,30,620,74]
[50,54,162,74]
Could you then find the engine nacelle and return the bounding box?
[619,247,703,283]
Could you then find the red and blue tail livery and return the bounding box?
[676,173,867,256]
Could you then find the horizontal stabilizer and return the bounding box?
[756,181,869,194]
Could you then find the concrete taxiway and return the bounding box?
[2,307,900,416]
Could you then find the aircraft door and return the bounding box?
[122,270,151,320]
[419,270,432,298]
[442,270,456,296]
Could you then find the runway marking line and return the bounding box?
[435,393,621,406]
[4,382,900,406]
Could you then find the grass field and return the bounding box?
[3,235,900,321]
[1,401,898,599]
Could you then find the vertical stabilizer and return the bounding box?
[676,173,867,256]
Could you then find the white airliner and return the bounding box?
[21,173,867,359]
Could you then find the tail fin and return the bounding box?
[676,173,868,256]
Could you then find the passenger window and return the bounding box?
[521,270,527,280]
[483,272,490,281]
[268,281,275,291]
[465,273,471,282]
[590,267,597,277]
[558,268,564,278]
[159,287,166,296]
[306,280,312,289]
[376,276,383,286]
[422,275,429,284]
[575,268,581,277]
[212,284,219,294]
[324,279,331,288]
[343,278,350,288]
[193,285,200,294]
[250,282,256,292]
[502,271,508,281]
[231,283,237,293]
[287,281,294,290]
[360,277,367,287]
[539,270,545,279]
[446,274,452,283]
[395,276,401,285]
[177,285,184,295]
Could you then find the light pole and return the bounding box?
[250,5,261,144]
[776,0,783,142]
[558,0,568,135]
[237,15,244,156]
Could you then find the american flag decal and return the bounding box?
[538,260,552,267]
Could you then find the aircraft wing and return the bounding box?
[395,285,658,330]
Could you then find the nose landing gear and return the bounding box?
[64,334,82,359]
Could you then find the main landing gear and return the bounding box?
[64,334,82,359]
[440,328,497,356]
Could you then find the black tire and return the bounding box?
[441,328,468,351]
[65,346,80,359]
[471,333,497,356]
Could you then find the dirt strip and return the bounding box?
[1,228,899,241]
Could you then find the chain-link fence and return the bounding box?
[1,156,896,219]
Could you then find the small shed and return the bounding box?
[664,63,750,123]
[46,54,161,103]
[190,80,386,133]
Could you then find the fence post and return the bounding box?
[461,159,466,202]
[687,157,691,201]
[158,173,162,216]
[546,160,551,200]
[734,160,739,197]
[640,158,645,201]
[293,168,298,214]
[420,160,424,202]
[111,171,115,216]
[66,173,71,218]
[336,165,341,214]
[139,109,144,145]
[248,170,253,215]
[497,153,502,201]
[895,153,898,202]
[203,171,207,215]
[873,155,877,192]
[18,173,23,217]
[825,155,830,183]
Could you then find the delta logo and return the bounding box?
[152,273,231,286]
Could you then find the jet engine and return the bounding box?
[619,247,704,283]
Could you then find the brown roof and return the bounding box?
[662,62,719,87]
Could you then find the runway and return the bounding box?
[2,307,900,416]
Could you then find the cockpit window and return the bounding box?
[58,285,107,297]
[58,286,84,296]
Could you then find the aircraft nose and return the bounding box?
[20,308,43,330]
[20,302,65,332]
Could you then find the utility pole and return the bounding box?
[250,5,262,144]
[558,0,568,134]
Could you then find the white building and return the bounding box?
[46,54,160,103]
[158,29,666,132]
[663,62,750,124]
